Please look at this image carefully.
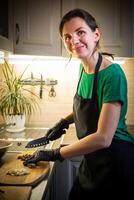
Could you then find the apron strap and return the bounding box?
[92,53,102,99]
[76,53,102,99]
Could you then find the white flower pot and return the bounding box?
[5,115,25,132]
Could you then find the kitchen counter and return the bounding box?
[1,125,133,200]
[0,127,78,200]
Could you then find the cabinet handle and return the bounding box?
[15,23,20,45]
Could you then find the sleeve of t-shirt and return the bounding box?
[102,72,127,105]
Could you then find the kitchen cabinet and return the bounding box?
[11,0,61,56]
[67,157,82,192]
[48,157,82,200]
[0,0,13,52]
[0,36,12,53]
[10,0,133,57]
[62,0,133,57]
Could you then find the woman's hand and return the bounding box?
[46,119,69,141]
[23,148,64,166]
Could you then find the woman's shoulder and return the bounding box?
[100,63,126,77]
[98,63,127,88]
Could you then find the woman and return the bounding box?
[24,9,134,198]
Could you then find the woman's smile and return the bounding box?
[72,44,86,54]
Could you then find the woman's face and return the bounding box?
[62,17,100,59]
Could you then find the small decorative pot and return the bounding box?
[5,115,25,132]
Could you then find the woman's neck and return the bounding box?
[81,52,99,74]
[81,53,112,74]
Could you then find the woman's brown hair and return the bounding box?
[59,8,114,59]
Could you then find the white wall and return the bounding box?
[0,56,134,127]
[121,59,134,125]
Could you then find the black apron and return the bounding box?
[73,53,102,139]
[69,53,134,199]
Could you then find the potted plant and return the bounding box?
[0,59,39,132]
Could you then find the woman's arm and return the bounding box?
[64,112,74,124]
[60,102,121,158]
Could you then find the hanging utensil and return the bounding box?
[49,85,56,97]
[39,74,43,99]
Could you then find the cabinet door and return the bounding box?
[0,0,13,52]
[62,0,132,57]
[49,157,82,200]
[67,157,81,195]
[12,0,61,56]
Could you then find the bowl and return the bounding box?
[0,139,12,160]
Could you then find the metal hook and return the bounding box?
[49,85,56,97]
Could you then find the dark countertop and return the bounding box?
[0,127,49,140]
[0,124,133,140]
[0,127,78,152]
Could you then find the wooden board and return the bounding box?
[0,186,32,200]
[0,151,50,187]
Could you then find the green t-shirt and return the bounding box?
[77,63,134,143]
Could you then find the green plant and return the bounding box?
[0,60,39,117]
